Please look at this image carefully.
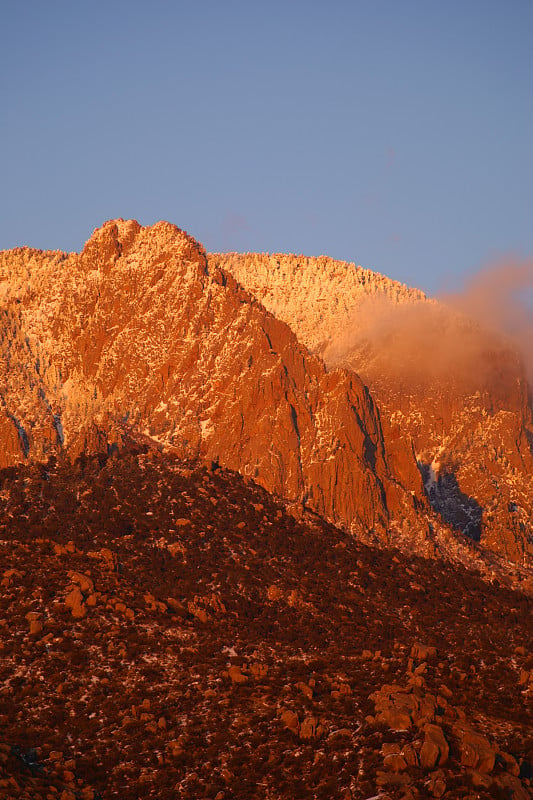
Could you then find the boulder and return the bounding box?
[410,643,437,660]
[425,770,446,797]
[228,665,247,684]
[25,612,43,635]
[383,753,407,773]
[64,586,86,619]
[299,716,319,740]
[280,709,299,735]
[454,726,496,773]
[420,724,449,769]
[67,571,94,593]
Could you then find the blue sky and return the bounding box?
[2,0,532,295]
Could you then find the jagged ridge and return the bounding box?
[210,251,533,566]
[0,220,425,543]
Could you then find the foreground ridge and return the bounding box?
[0,448,532,799]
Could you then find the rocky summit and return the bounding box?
[1,220,533,798]
[0,220,426,545]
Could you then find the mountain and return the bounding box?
[211,252,533,567]
[1,448,532,799]
[2,221,533,799]
[0,220,431,548]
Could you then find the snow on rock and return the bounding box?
[0,220,428,546]
[212,251,533,566]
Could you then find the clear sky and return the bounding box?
[2,0,532,295]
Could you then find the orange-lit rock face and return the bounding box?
[212,252,533,565]
[0,220,425,539]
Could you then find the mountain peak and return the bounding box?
[0,220,430,547]
[1,220,532,567]
[81,218,206,272]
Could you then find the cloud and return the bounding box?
[441,257,533,380]
[324,256,533,398]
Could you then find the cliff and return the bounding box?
[0,220,425,543]
[212,252,533,565]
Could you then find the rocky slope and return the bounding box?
[211,252,533,566]
[1,448,532,800]
[0,220,430,546]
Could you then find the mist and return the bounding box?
[324,257,533,395]
[442,257,533,382]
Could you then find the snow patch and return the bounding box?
[200,419,214,439]
[424,459,440,494]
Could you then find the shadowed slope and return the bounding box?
[0,449,532,799]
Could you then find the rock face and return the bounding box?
[212,252,533,565]
[0,220,425,540]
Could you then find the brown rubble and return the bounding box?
[0,449,532,798]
